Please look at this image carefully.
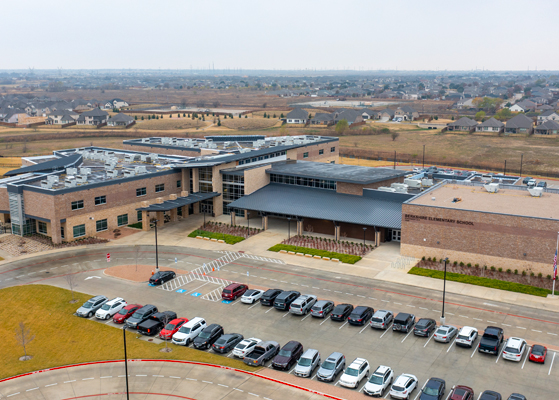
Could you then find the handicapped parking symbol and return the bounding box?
[191,292,202,297]
[176,289,187,293]
[221,300,232,304]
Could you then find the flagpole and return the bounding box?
[554,232,559,297]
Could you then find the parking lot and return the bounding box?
[52,257,559,399]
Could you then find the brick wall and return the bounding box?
[244,164,271,195]
[337,176,405,196]
[401,203,559,274]
[293,141,339,163]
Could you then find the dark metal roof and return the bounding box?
[136,192,219,212]
[267,161,408,184]
[205,135,265,142]
[227,183,406,229]
[4,154,82,177]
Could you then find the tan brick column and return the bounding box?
[262,215,268,230]
[335,225,341,241]
[181,169,189,191]
[231,211,236,226]
[51,219,62,244]
[297,220,304,236]
[192,168,199,193]
[142,211,150,231]
[0,213,7,223]
[156,211,164,227]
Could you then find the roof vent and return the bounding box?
[135,166,147,174]
[47,175,59,184]
[431,197,436,201]
[41,180,53,189]
[64,178,77,188]
[106,169,118,178]
[528,187,543,197]
[483,183,499,193]
[66,167,78,175]
[75,175,87,184]
[123,169,135,177]
[79,167,91,175]
[141,138,150,143]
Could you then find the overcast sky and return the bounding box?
[2,0,558,71]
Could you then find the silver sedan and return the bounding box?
[433,325,458,343]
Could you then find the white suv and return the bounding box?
[95,297,126,320]
[171,317,206,346]
[339,358,369,388]
[233,337,261,358]
[389,374,418,399]
[455,326,478,348]
[502,337,527,362]
[363,365,394,396]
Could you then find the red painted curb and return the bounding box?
[0,359,346,400]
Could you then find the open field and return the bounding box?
[0,138,128,157]
[221,117,280,130]
[0,285,251,379]
[134,117,212,130]
[0,157,22,176]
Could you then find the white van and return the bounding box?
[171,317,207,346]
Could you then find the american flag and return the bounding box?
[554,249,558,280]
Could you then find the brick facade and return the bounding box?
[401,203,559,275]
[244,164,272,195]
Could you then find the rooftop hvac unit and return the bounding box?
[208,143,217,149]
[104,161,117,170]
[528,187,543,197]
[377,187,397,193]
[76,147,86,153]
[483,183,499,193]
[79,167,91,175]
[64,178,76,188]
[41,180,53,189]
[162,137,172,144]
[223,141,231,147]
[141,138,150,143]
[404,178,421,188]
[123,169,135,177]
[149,153,159,161]
[75,175,87,184]
[66,167,78,175]
[421,179,434,187]
[135,166,147,174]
[391,183,409,193]
[106,169,118,178]
[47,175,59,184]
[105,151,115,157]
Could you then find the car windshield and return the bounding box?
[532,346,545,355]
[131,311,143,319]
[82,302,93,309]
[215,338,226,345]
[454,389,467,396]
[392,385,404,392]
[198,331,211,339]
[436,328,446,335]
[178,326,190,334]
[244,290,254,296]
[101,304,111,311]
[298,358,312,366]
[417,321,428,328]
[372,317,383,323]
[118,308,129,315]
[278,349,292,357]
[165,323,176,330]
[423,386,439,395]
[152,273,161,279]
[369,375,384,384]
[322,361,335,370]
[345,367,359,376]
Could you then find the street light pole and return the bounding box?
[363,227,367,246]
[154,220,159,272]
[123,327,130,400]
[520,153,523,177]
[287,217,291,240]
[422,145,425,169]
[393,151,396,170]
[441,257,449,324]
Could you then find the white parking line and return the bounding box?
[64,380,76,383]
[419,307,429,310]
[394,302,402,305]
[459,315,469,318]
[380,324,393,338]
[471,344,479,358]
[431,309,440,312]
[311,373,317,380]
[521,347,530,369]
[153,375,164,377]
[339,321,349,330]
[384,388,391,398]
[381,300,390,303]
[202,380,213,384]
[477,394,482,400]
[248,302,260,310]
[45,383,57,387]
[487,321,497,324]
[369,297,377,300]
[82,377,94,380]
[134,375,146,377]
[282,311,290,318]
[447,338,457,353]
[334,379,341,386]
[265,307,275,314]
[424,332,435,347]
[495,350,502,363]
[189,282,210,292]
[532,329,542,333]
[170,376,181,379]
[549,352,556,375]
[414,380,427,400]
[323,289,331,291]
[345,293,353,296]
[401,329,414,343]
[406,305,415,307]
[516,326,526,330]
[231,299,243,306]
[473,318,483,321]
[334,291,342,293]
[446,312,454,315]
[312,287,319,289]
[548,332,558,336]
[359,325,369,334]
[7,393,19,397]
[301,313,312,322]
[445,391,452,400]
[288,366,297,374]
[26,388,38,391]
[185,378,197,381]
[218,384,229,388]
[357,295,366,298]
[234,388,243,392]
[502,323,511,327]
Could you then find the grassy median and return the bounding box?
[408,267,552,297]
[188,229,245,244]
[0,285,255,379]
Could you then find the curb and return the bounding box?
[0,359,345,400]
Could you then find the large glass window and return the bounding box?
[331,147,336,152]
[38,221,47,234]
[71,200,84,210]
[155,183,165,193]
[303,152,309,158]
[137,210,143,221]
[96,219,108,232]
[95,195,106,206]
[177,180,182,188]
[136,187,146,197]
[199,167,213,193]
[200,199,214,216]
[269,173,336,190]
[222,173,245,215]
[73,224,86,238]
[117,214,128,226]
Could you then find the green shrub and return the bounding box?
[538,273,543,278]
[459,262,464,267]
[127,222,142,229]
[506,269,511,273]
[547,275,552,279]
[475,264,479,268]
[187,229,245,245]
[490,266,496,271]
[514,269,518,274]
[432,257,437,262]
[268,244,362,264]
[467,263,472,267]
[422,256,426,261]
[498,267,502,272]
[522,270,527,276]
[427,257,432,262]
[530,272,535,277]
[408,267,551,297]
[453,261,458,266]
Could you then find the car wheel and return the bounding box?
[88,312,93,318]
[106,314,110,320]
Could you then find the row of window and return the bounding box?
[72,212,137,238]
[303,147,334,159]
[269,173,337,190]
[238,151,286,166]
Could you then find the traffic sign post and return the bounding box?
[106,253,111,262]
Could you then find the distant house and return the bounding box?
[455,98,474,109]
[446,117,478,132]
[394,106,419,121]
[102,98,129,109]
[1,111,29,124]
[505,114,533,134]
[45,111,78,125]
[310,113,334,125]
[360,109,378,120]
[509,100,536,113]
[285,108,309,124]
[475,117,504,133]
[333,109,363,125]
[77,108,109,125]
[537,110,559,125]
[378,109,395,120]
[534,120,559,135]
[107,113,135,127]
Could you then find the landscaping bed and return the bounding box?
[280,235,374,257]
[188,222,262,244]
[268,244,362,264]
[188,229,245,245]
[409,266,552,298]
[417,259,554,291]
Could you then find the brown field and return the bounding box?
[134,117,211,130]
[221,117,280,130]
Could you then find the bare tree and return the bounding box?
[134,245,140,272]
[66,273,78,303]
[391,131,400,141]
[212,100,221,108]
[15,322,35,360]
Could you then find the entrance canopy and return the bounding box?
[136,192,219,212]
[228,183,410,229]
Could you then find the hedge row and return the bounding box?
[268,244,362,264]
[408,267,552,298]
[188,229,245,245]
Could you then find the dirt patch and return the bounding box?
[221,118,278,130]
[95,227,138,241]
[104,264,191,282]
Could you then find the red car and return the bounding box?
[159,318,189,340]
[449,385,474,400]
[529,344,547,363]
[113,304,142,324]
[221,283,248,300]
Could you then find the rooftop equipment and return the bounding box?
[528,187,543,197]
[483,183,500,193]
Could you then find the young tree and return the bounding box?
[244,115,247,118]
[183,113,186,117]
[217,119,221,126]
[134,115,137,120]
[141,116,144,120]
[263,112,267,118]
[391,131,400,141]
[66,273,78,303]
[475,111,486,121]
[15,322,35,361]
[335,119,349,135]
[280,113,284,118]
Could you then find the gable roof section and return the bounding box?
[109,113,134,122]
[478,117,504,128]
[535,120,559,131]
[286,108,309,120]
[506,114,533,129]
[447,117,477,127]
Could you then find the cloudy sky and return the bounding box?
[1,0,558,71]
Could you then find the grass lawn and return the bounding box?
[0,285,255,379]
[188,229,245,245]
[128,222,143,229]
[408,267,552,297]
[268,244,362,264]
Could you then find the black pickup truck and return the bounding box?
[478,326,504,355]
[137,311,177,336]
